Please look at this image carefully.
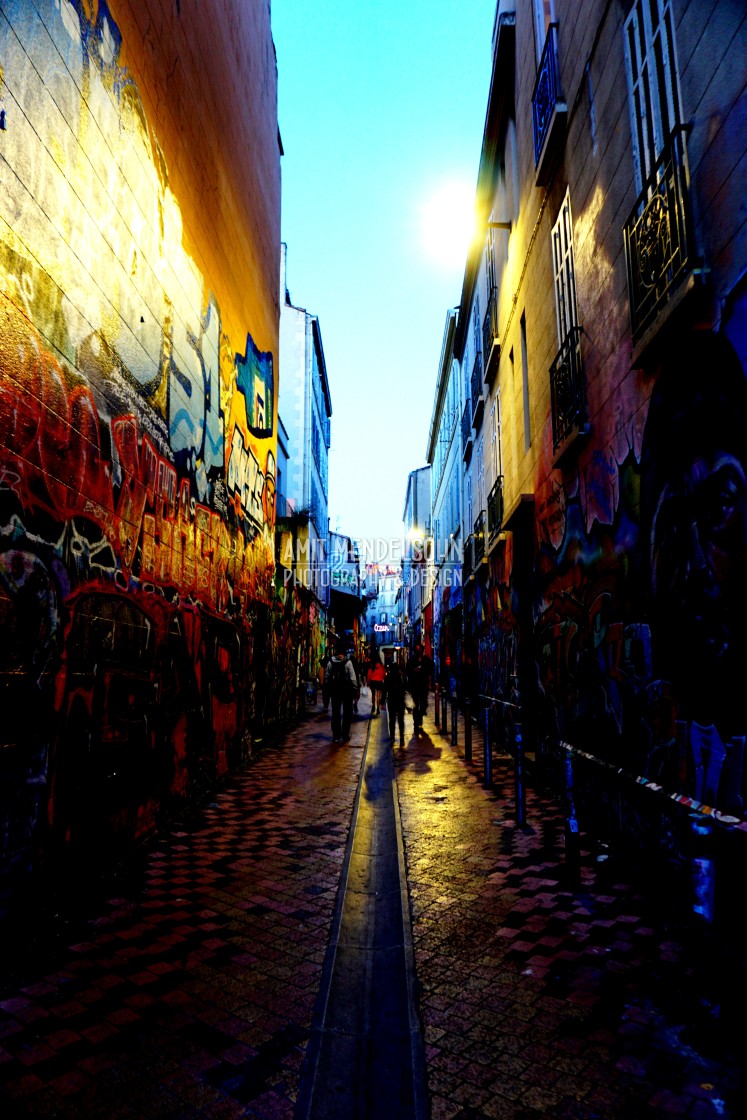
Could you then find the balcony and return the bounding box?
[531,23,566,186]
[550,325,586,453]
[487,477,504,543]
[482,285,500,385]
[473,511,487,568]
[623,127,695,344]
[462,533,473,583]
[461,402,473,463]
[470,351,485,428]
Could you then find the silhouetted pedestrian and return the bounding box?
[382,661,406,746]
[406,642,433,733]
[325,640,358,743]
[368,654,385,716]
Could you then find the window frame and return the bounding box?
[623,0,683,193]
[551,187,579,347]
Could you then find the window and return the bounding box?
[533,0,556,60]
[622,0,691,342]
[520,314,531,451]
[549,191,586,449]
[489,393,502,485]
[476,435,485,516]
[624,0,682,192]
[551,188,578,346]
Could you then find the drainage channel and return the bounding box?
[295,715,428,1119]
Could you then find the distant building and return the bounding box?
[277,244,333,688]
[278,244,332,601]
[366,566,402,660]
[402,466,432,657]
[327,532,365,655]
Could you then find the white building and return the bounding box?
[278,244,332,605]
[366,566,401,659]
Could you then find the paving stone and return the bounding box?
[1,694,746,1117]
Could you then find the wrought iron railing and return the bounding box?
[461,402,472,457]
[549,325,585,450]
[470,351,484,420]
[473,511,486,567]
[462,534,473,581]
[487,477,504,542]
[482,285,499,380]
[623,126,694,341]
[532,23,563,167]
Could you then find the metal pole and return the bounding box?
[483,703,492,788]
[441,689,448,736]
[434,683,440,729]
[451,694,457,746]
[464,699,472,763]
[513,718,526,826]
[564,751,580,879]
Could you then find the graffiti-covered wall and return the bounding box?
[464,0,747,845]
[0,0,280,883]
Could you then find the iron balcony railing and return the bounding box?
[462,533,473,582]
[532,23,563,167]
[487,476,504,542]
[482,285,499,384]
[549,325,585,450]
[473,511,486,567]
[623,126,694,342]
[470,350,484,425]
[461,401,473,461]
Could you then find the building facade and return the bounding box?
[277,244,333,694]
[0,0,281,881]
[327,530,364,656]
[447,0,747,841]
[426,309,465,697]
[402,465,433,657]
[365,565,402,660]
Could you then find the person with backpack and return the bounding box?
[325,639,359,743]
[381,660,406,746]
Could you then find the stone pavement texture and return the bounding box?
[0,689,745,1119]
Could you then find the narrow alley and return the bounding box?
[1,689,745,1120]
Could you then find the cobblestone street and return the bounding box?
[1,691,745,1118]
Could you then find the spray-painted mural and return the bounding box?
[525,328,747,825]
[0,1,280,885]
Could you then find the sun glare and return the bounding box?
[420,180,477,269]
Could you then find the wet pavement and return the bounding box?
[298,709,426,1118]
[1,691,746,1118]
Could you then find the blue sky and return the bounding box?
[272,1,495,552]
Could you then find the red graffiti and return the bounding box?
[0,295,274,607]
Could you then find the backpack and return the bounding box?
[327,657,349,696]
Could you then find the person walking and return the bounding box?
[406,642,433,734]
[368,653,385,716]
[348,648,361,713]
[325,640,358,743]
[381,660,406,746]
